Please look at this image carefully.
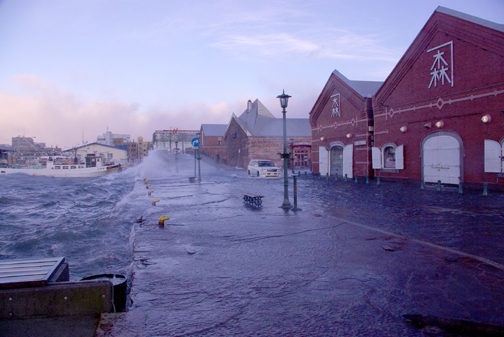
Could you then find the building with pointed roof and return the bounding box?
[372,6,504,189]
[224,99,311,169]
[310,70,383,178]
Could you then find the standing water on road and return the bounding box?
[2,150,504,336]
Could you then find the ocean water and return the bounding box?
[0,151,174,281]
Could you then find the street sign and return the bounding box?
[191,138,200,147]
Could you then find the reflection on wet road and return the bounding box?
[98,152,504,337]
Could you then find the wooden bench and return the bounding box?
[243,193,264,208]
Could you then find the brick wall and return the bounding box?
[201,134,226,161]
[248,136,311,168]
[224,119,249,168]
[310,73,373,177]
[373,13,504,185]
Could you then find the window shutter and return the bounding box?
[395,145,404,170]
[484,139,502,173]
[319,146,329,176]
[343,144,353,178]
[372,147,382,169]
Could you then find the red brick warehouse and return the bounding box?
[310,71,382,179]
[373,7,504,189]
[225,99,311,169]
[310,7,504,189]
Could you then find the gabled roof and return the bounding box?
[226,99,311,137]
[436,6,504,33]
[309,70,382,125]
[201,124,227,136]
[225,113,252,137]
[238,99,276,135]
[254,118,312,137]
[376,6,504,102]
[62,142,127,152]
[332,70,383,97]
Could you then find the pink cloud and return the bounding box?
[0,75,234,149]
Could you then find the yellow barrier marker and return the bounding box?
[158,216,170,226]
[148,190,154,196]
[145,180,149,183]
[146,184,151,189]
[152,199,160,206]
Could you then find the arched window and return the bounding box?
[372,143,404,170]
[383,145,396,168]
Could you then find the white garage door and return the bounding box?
[423,135,460,184]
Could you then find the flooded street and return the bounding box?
[97,151,504,336]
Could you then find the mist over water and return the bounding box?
[0,151,175,280]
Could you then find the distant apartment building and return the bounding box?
[10,137,60,159]
[137,137,152,160]
[96,131,131,146]
[153,129,199,153]
[11,137,39,154]
[123,137,152,163]
[126,141,139,162]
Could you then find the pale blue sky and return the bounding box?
[0,0,502,148]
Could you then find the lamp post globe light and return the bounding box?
[277,90,292,210]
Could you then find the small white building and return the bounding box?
[63,143,127,165]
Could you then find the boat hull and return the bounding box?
[0,166,108,178]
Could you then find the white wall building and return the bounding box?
[64,143,127,164]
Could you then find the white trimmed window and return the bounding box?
[484,139,503,173]
[372,144,404,170]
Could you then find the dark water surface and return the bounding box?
[0,167,140,280]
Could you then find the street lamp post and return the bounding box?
[290,138,294,174]
[277,90,292,210]
[175,141,179,173]
[197,132,202,181]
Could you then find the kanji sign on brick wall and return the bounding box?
[427,41,454,88]
[331,93,341,118]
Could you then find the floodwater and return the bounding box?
[0,166,137,279]
[0,151,184,280]
[2,150,504,336]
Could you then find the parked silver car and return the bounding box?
[247,159,281,178]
